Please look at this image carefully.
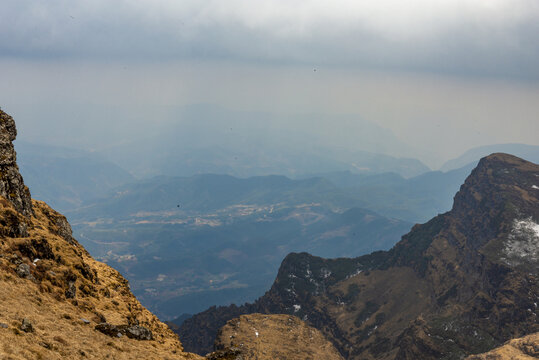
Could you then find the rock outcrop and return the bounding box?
[207,313,344,360]
[0,109,33,219]
[179,153,539,359]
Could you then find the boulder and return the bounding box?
[95,323,153,341]
[16,263,31,278]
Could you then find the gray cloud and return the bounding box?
[1,0,538,79]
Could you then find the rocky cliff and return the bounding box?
[179,153,539,359]
[0,109,202,359]
[0,110,33,234]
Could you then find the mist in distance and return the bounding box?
[1,0,538,171]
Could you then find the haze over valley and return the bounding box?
[14,140,539,319]
[1,1,538,359]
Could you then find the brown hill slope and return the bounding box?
[466,332,539,359]
[207,313,344,360]
[0,109,202,360]
[179,153,539,359]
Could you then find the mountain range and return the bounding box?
[1,107,538,359]
[440,143,539,172]
[16,142,134,211]
[178,153,539,359]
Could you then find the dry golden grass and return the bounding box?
[0,199,203,360]
[211,313,344,360]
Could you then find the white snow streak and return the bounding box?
[503,217,539,266]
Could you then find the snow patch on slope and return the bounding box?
[503,217,539,266]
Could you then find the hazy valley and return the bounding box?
[1,107,537,360]
[16,140,539,322]
[3,2,539,359]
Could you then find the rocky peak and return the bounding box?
[448,153,539,251]
[0,109,33,219]
[452,153,538,215]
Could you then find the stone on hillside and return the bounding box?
[95,323,153,341]
[65,281,77,298]
[16,263,31,278]
[95,323,123,338]
[20,318,33,333]
[206,347,243,360]
[125,325,153,340]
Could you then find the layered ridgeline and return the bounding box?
[0,110,203,358]
[179,153,539,359]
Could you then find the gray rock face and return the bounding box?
[65,281,77,299]
[206,347,243,360]
[95,323,154,340]
[0,109,33,219]
[16,263,31,278]
[53,215,75,244]
[125,325,153,340]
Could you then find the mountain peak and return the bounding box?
[451,152,538,222]
[478,152,537,168]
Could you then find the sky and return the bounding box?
[1,0,538,168]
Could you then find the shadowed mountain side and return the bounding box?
[178,153,539,359]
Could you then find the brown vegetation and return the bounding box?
[0,199,203,360]
[208,313,344,360]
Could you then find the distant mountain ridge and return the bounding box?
[441,143,539,171]
[306,163,475,222]
[16,141,134,211]
[66,173,349,220]
[178,153,539,359]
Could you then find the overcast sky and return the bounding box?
[1,0,538,168]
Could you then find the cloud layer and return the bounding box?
[2,0,538,78]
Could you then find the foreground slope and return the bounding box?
[207,313,344,360]
[0,109,201,359]
[179,153,539,359]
